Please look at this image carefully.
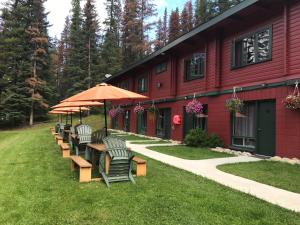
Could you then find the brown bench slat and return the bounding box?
[60,143,69,150]
[132,156,146,164]
[70,156,92,168]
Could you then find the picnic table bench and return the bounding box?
[60,143,70,158]
[70,156,92,182]
[86,143,147,177]
[132,156,147,176]
[55,135,63,145]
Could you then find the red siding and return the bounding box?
[109,0,300,158]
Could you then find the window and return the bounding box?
[232,103,256,149]
[184,53,205,81]
[155,62,167,74]
[231,26,272,68]
[137,112,147,135]
[120,80,129,90]
[183,105,208,138]
[137,76,148,93]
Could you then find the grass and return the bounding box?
[147,145,234,160]
[218,161,300,194]
[130,140,171,144]
[0,126,300,224]
[112,134,152,141]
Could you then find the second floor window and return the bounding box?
[231,26,272,68]
[184,53,205,81]
[120,80,129,90]
[155,62,167,74]
[137,76,148,93]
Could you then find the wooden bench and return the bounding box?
[70,156,92,182]
[55,135,63,145]
[60,143,70,158]
[132,156,147,177]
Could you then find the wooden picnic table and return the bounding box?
[86,143,109,173]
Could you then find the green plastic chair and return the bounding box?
[74,125,92,156]
[100,136,135,187]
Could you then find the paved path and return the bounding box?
[127,142,300,213]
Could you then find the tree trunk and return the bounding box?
[30,59,37,126]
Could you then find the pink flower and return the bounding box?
[186,99,203,114]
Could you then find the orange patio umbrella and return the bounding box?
[52,101,103,124]
[49,107,89,125]
[63,83,148,135]
[49,110,77,123]
[51,101,103,109]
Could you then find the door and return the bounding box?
[183,106,207,139]
[136,112,147,134]
[123,110,130,132]
[156,108,171,139]
[256,100,275,156]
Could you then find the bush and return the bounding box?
[184,129,224,148]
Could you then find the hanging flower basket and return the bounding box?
[109,106,124,118]
[148,104,158,120]
[226,98,243,113]
[185,98,203,116]
[283,83,300,110]
[134,104,144,114]
[115,106,124,115]
[109,108,117,118]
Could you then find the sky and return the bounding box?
[0,0,188,38]
[44,0,187,38]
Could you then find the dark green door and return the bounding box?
[156,108,171,139]
[136,112,147,134]
[257,100,275,156]
[123,110,130,132]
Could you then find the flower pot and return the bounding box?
[235,112,247,118]
[196,113,208,118]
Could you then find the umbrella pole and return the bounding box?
[71,113,73,126]
[66,113,68,124]
[80,107,82,124]
[104,100,108,136]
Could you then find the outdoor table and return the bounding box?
[86,143,109,173]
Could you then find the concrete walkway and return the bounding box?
[127,142,300,213]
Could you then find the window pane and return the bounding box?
[242,35,255,64]
[233,103,256,148]
[185,53,205,80]
[257,29,271,62]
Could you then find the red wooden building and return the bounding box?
[106,0,300,158]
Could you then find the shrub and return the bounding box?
[184,129,224,148]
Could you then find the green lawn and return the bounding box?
[130,140,171,144]
[0,125,300,224]
[147,145,234,160]
[112,134,152,141]
[218,161,300,194]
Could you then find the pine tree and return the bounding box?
[162,8,168,46]
[65,0,85,96]
[195,0,207,25]
[137,0,157,54]
[83,0,100,88]
[100,0,123,80]
[122,0,140,66]
[0,0,55,127]
[154,17,164,50]
[168,8,180,42]
[57,16,71,99]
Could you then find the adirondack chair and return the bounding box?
[59,123,65,137]
[74,125,92,156]
[55,123,60,133]
[69,126,75,151]
[85,129,109,162]
[100,136,135,187]
[62,124,71,142]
